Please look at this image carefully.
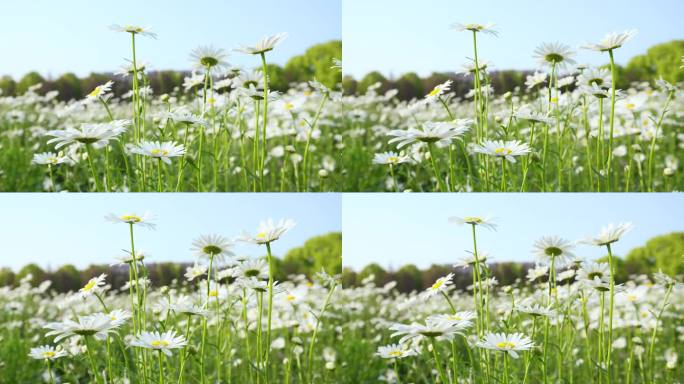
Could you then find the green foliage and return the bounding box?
[284,40,341,89]
[357,71,388,95]
[0,75,17,96]
[394,263,423,293]
[51,264,82,292]
[16,71,45,94]
[17,263,45,285]
[281,232,342,278]
[625,232,684,276]
[0,267,15,286]
[395,72,424,100]
[358,262,388,286]
[625,40,684,84]
[51,72,83,101]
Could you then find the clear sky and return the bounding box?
[343,0,683,78]
[0,0,341,79]
[342,193,684,271]
[0,193,341,271]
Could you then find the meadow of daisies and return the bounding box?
[0,25,342,192]
[0,212,342,383]
[339,216,683,384]
[361,25,683,192]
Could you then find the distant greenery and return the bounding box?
[0,40,341,101]
[0,232,342,291]
[344,40,684,100]
[343,232,684,292]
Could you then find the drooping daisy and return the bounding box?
[525,71,547,89]
[190,45,229,71]
[582,30,638,52]
[526,265,549,282]
[235,32,288,55]
[159,108,208,127]
[422,273,454,299]
[372,151,412,166]
[85,81,114,102]
[473,140,531,163]
[532,236,576,267]
[376,344,417,359]
[516,303,555,318]
[191,234,235,262]
[129,330,187,356]
[44,313,119,342]
[109,24,157,38]
[424,80,453,103]
[32,152,67,166]
[514,108,556,125]
[448,215,497,231]
[451,22,499,36]
[105,212,156,229]
[112,250,146,266]
[453,250,489,269]
[390,316,469,344]
[28,345,68,361]
[47,121,129,149]
[387,120,472,148]
[79,273,107,298]
[582,222,633,246]
[130,141,185,164]
[428,312,477,327]
[533,42,576,69]
[240,218,296,245]
[184,263,208,281]
[476,332,534,358]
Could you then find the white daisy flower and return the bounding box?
[582,30,638,52]
[32,152,67,166]
[105,212,156,229]
[129,330,187,356]
[372,151,412,166]
[582,222,633,246]
[422,273,454,299]
[448,215,497,231]
[240,218,296,245]
[532,236,576,267]
[79,273,107,298]
[109,24,157,38]
[476,332,534,358]
[473,140,531,163]
[191,234,235,262]
[130,141,185,164]
[235,32,288,55]
[28,345,68,361]
[376,344,417,359]
[451,22,499,36]
[533,42,576,69]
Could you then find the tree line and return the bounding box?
[343,40,684,100]
[342,232,684,293]
[0,40,341,101]
[0,232,342,292]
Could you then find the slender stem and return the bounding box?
[606,50,617,191]
[85,145,101,192]
[427,143,447,191]
[158,350,164,384]
[157,158,162,192]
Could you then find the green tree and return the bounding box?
[52,72,83,101]
[282,232,342,278]
[17,72,45,94]
[625,232,684,276]
[0,75,17,96]
[52,264,82,292]
[284,40,341,89]
[0,267,16,286]
[394,264,423,293]
[625,40,684,84]
[394,72,424,101]
[17,263,46,286]
[358,263,388,286]
[357,71,389,95]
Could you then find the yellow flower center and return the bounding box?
[550,97,558,103]
[284,102,295,111]
[121,215,142,223]
[431,280,444,290]
[449,315,462,321]
[151,340,170,348]
[627,294,637,302]
[464,216,483,224]
[496,341,517,349]
[208,290,218,297]
[304,90,312,96]
[286,294,296,302]
[43,351,55,358]
[428,87,441,97]
[83,279,97,292]
[387,156,399,163]
[495,147,513,156]
[150,149,169,156]
[89,87,102,98]
[626,103,635,110]
[388,350,404,357]
[256,232,267,239]
[47,157,58,164]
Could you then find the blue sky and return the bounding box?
[0,193,341,271]
[342,193,684,271]
[0,0,341,79]
[343,0,683,78]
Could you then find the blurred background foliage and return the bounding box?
[0,40,341,100]
[0,232,342,291]
[1,232,682,293]
[341,232,684,293]
[343,40,684,99]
